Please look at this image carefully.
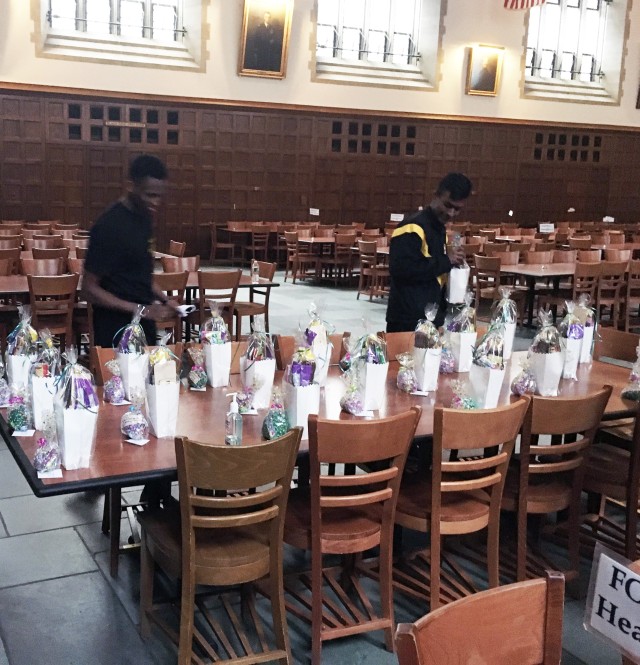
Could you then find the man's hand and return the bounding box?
[447,244,465,267]
[144,303,178,322]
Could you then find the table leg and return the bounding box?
[109,486,121,578]
[526,276,536,327]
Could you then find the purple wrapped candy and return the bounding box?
[33,436,61,472]
[8,391,31,431]
[340,366,364,414]
[439,337,455,374]
[237,384,255,413]
[121,406,149,440]
[104,376,125,403]
[511,361,537,396]
[450,380,478,410]
[559,301,584,341]
[396,353,418,393]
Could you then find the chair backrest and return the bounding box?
[27,273,79,339]
[594,326,639,362]
[598,260,628,303]
[474,254,501,296]
[0,259,13,276]
[0,247,21,274]
[0,235,23,249]
[553,249,577,264]
[520,228,537,237]
[604,248,631,262]
[381,331,414,360]
[308,408,421,553]
[497,250,520,266]
[395,571,565,665]
[313,227,335,238]
[24,222,53,232]
[161,255,200,272]
[75,245,88,259]
[358,239,378,266]
[175,427,302,585]
[0,226,22,237]
[533,241,555,252]
[20,257,64,276]
[91,343,185,384]
[572,261,601,301]
[250,229,270,248]
[274,332,348,370]
[32,247,70,265]
[168,240,186,257]
[197,269,241,329]
[608,230,625,244]
[153,270,189,303]
[524,250,553,264]
[484,242,511,256]
[568,236,592,250]
[31,235,63,249]
[67,257,84,274]
[577,250,601,263]
[53,222,79,230]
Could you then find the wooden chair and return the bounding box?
[53,222,79,231]
[167,239,186,257]
[72,231,90,239]
[577,249,601,263]
[138,429,302,664]
[357,240,389,301]
[473,254,525,323]
[20,258,64,276]
[540,261,601,321]
[381,331,414,360]
[161,255,200,273]
[520,228,537,238]
[284,231,317,283]
[604,248,631,262]
[67,257,84,274]
[553,249,577,263]
[608,230,625,245]
[24,222,53,233]
[317,232,357,286]
[0,247,22,274]
[0,235,23,249]
[597,260,628,328]
[27,273,79,347]
[625,259,640,332]
[394,398,529,610]
[244,228,270,264]
[208,223,236,265]
[189,269,241,335]
[274,332,349,370]
[501,387,611,582]
[395,570,565,665]
[283,408,421,665]
[532,241,556,252]
[32,247,70,270]
[153,270,189,342]
[524,250,553,264]
[233,261,276,340]
[27,235,63,250]
[568,236,593,250]
[75,245,88,259]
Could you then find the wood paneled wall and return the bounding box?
[1,89,639,256]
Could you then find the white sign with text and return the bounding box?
[309,208,320,216]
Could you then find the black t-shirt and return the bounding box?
[84,200,155,305]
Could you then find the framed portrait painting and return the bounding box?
[466,45,504,96]
[238,0,293,79]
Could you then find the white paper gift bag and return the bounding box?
[469,364,506,409]
[31,375,56,430]
[579,326,594,364]
[240,357,276,409]
[413,347,441,392]
[503,322,516,361]
[446,266,471,305]
[360,362,389,411]
[312,339,331,386]
[562,338,581,380]
[145,381,180,438]
[450,332,477,373]
[530,352,564,397]
[6,355,32,389]
[204,344,231,388]
[54,401,98,470]
[283,382,320,439]
[117,352,149,401]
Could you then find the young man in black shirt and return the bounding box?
[386,172,472,332]
[83,154,177,346]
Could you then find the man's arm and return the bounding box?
[389,232,452,285]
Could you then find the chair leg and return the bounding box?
[178,571,196,665]
[487,517,500,589]
[269,550,292,664]
[379,531,395,652]
[430,533,441,611]
[311,549,323,665]
[139,532,154,639]
[109,487,122,578]
[516,501,527,582]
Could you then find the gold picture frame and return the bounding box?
[465,45,504,96]
[238,0,293,79]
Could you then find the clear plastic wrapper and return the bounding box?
[530,309,563,355]
[116,304,148,353]
[0,377,10,406]
[199,300,231,345]
[187,347,208,389]
[103,359,126,403]
[450,379,478,410]
[339,366,364,415]
[261,387,290,439]
[8,387,32,431]
[32,329,62,377]
[446,234,471,304]
[511,357,537,396]
[240,317,276,409]
[6,305,37,357]
[121,405,149,440]
[414,304,442,350]
[575,293,596,364]
[304,302,334,384]
[446,291,476,333]
[245,316,275,362]
[30,330,63,430]
[559,301,584,381]
[286,343,316,387]
[528,310,564,397]
[473,322,505,370]
[339,334,355,372]
[56,348,100,411]
[396,352,418,393]
[439,333,455,374]
[33,411,61,473]
[621,344,640,401]
[148,332,179,384]
[491,286,518,359]
[353,332,388,365]
[236,384,255,413]
[559,301,584,342]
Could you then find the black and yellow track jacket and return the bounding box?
[385,207,452,330]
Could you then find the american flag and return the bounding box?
[504,0,545,8]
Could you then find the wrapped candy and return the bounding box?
[31,330,63,430]
[33,411,61,473]
[200,300,232,388]
[439,333,455,374]
[528,309,564,397]
[56,348,101,412]
[261,388,290,440]
[116,304,148,353]
[450,379,478,410]
[304,302,334,385]
[445,291,477,372]
[199,300,231,345]
[397,352,418,393]
[284,339,320,436]
[558,301,584,380]
[32,329,62,376]
[470,323,506,409]
[187,347,208,389]
[353,333,388,365]
[511,357,537,396]
[490,286,518,360]
[237,384,255,414]
[6,304,38,388]
[446,234,471,305]
[621,344,640,401]
[339,334,355,372]
[121,405,149,441]
[340,366,365,415]
[351,332,388,411]
[116,305,149,401]
[575,293,596,364]
[104,359,126,404]
[8,387,32,431]
[414,305,442,350]
[286,345,316,387]
[413,306,442,392]
[240,317,276,409]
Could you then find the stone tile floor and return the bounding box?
[0,271,626,663]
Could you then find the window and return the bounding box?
[37,0,205,70]
[314,0,444,90]
[523,0,629,104]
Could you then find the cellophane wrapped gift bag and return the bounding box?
[339,364,365,415]
[145,335,180,438]
[445,291,477,373]
[121,389,149,441]
[6,304,37,389]
[239,316,276,409]
[511,356,537,396]
[304,302,334,386]
[559,301,584,380]
[621,344,640,401]
[262,387,290,440]
[413,304,442,392]
[103,359,126,404]
[54,347,99,470]
[187,347,208,389]
[575,293,596,364]
[491,286,518,360]
[116,305,149,401]
[283,343,320,438]
[8,385,32,432]
[446,234,471,305]
[200,300,232,388]
[528,310,564,397]
[30,329,62,430]
[32,411,61,475]
[469,322,506,409]
[396,353,418,393]
[450,379,478,410]
[354,332,388,411]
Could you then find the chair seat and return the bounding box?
[502,470,572,514]
[284,488,381,554]
[234,301,267,317]
[584,444,631,499]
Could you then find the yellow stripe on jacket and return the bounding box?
[391,224,448,286]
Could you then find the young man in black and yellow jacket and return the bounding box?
[386,172,472,332]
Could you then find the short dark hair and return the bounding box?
[129,155,168,183]
[436,172,472,201]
